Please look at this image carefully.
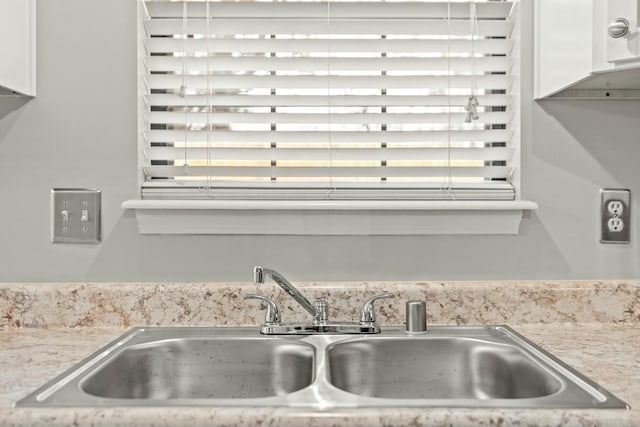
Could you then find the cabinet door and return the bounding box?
[534,0,593,98]
[0,0,36,96]
[606,0,639,63]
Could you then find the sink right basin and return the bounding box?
[328,337,562,399]
[325,327,629,408]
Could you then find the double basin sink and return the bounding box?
[17,325,628,409]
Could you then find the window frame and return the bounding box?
[124,0,537,235]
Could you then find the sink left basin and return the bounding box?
[17,328,315,406]
[82,338,314,399]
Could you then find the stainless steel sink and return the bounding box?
[81,338,314,399]
[328,338,562,400]
[16,326,629,409]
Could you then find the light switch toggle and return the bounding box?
[61,210,69,222]
[81,210,89,222]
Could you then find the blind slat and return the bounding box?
[146,56,511,74]
[144,19,512,37]
[146,74,512,90]
[141,185,515,201]
[146,146,513,162]
[145,94,513,107]
[148,111,512,125]
[146,38,513,55]
[147,130,512,144]
[145,1,513,20]
[144,165,513,179]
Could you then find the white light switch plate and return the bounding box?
[51,189,101,244]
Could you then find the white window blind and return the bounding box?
[140,0,517,201]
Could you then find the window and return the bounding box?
[127,0,536,235]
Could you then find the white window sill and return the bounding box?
[122,200,538,236]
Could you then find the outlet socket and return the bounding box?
[608,217,624,232]
[600,189,630,244]
[607,200,624,216]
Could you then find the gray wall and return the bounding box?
[1,0,639,283]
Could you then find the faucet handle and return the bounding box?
[359,293,396,325]
[313,299,329,325]
[244,294,281,326]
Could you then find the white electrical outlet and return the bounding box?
[607,217,624,232]
[607,200,624,216]
[600,189,630,244]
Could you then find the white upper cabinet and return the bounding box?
[535,0,640,99]
[606,0,639,63]
[0,0,36,96]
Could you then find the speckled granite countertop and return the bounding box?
[1,281,639,427]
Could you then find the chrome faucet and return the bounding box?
[245,265,395,335]
[252,266,318,320]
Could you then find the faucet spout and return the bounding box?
[252,266,265,284]
[252,266,317,317]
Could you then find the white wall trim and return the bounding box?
[122,200,538,235]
